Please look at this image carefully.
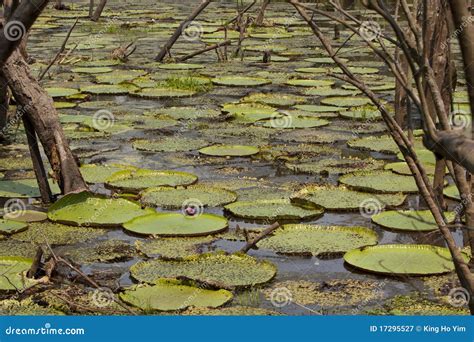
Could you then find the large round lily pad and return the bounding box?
[199,145,260,157]
[0,256,33,291]
[80,84,130,95]
[348,135,398,154]
[0,179,60,198]
[3,210,47,223]
[225,199,324,221]
[120,280,233,312]
[130,253,277,288]
[46,87,80,98]
[80,164,138,184]
[258,224,378,256]
[339,171,420,194]
[105,169,198,192]
[132,87,196,99]
[123,213,228,237]
[133,137,209,153]
[286,79,335,87]
[212,76,271,87]
[0,219,28,235]
[140,185,237,208]
[135,236,216,259]
[344,244,469,275]
[261,116,329,129]
[291,185,406,211]
[371,210,456,232]
[321,96,372,107]
[286,158,384,176]
[48,192,153,228]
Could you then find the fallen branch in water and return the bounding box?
[240,222,280,253]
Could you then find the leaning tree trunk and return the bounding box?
[256,0,270,26]
[91,0,107,22]
[1,50,87,194]
[0,73,8,135]
[421,0,452,210]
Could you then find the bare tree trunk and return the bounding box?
[155,0,212,62]
[256,0,270,26]
[88,0,94,18]
[0,73,8,135]
[1,50,87,194]
[394,52,408,126]
[91,0,107,22]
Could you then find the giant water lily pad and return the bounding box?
[0,179,60,198]
[348,135,398,154]
[3,210,47,223]
[0,256,33,291]
[241,93,305,107]
[120,280,233,312]
[444,185,460,201]
[105,169,198,192]
[157,63,204,70]
[72,67,113,74]
[286,79,335,87]
[293,104,345,113]
[258,224,378,256]
[261,116,329,129]
[321,96,372,107]
[80,84,130,95]
[371,210,456,232]
[199,145,260,157]
[344,244,469,275]
[0,219,28,235]
[133,87,196,98]
[385,162,437,176]
[133,137,209,152]
[225,199,324,221]
[212,76,271,87]
[80,164,138,184]
[48,192,153,228]
[130,253,277,288]
[339,171,420,194]
[46,87,80,98]
[140,185,237,208]
[340,106,382,121]
[291,185,406,211]
[286,158,384,176]
[123,213,228,237]
[135,236,216,259]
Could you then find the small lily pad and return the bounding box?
[0,219,28,235]
[0,256,33,291]
[120,280,233,312]
[46,87,80,98]
[212,76,271,87]
[0,179,60,198]
[344,244,469,275]
[3,210,47,223]
[47,192,154,228]
[225,199,324,221]
[371,210,456,232]
[199,145,260,157]
[258,224,378,256]
[123,213,228,237]
[140,185,237,208]
[130,253,277,288]
[105,169,198,192]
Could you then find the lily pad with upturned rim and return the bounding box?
[3,210,47,223]
[199,145,260,157]
[344,244,469,275]
[105,169,198,193]
[47,192,154,228]
[132,137,209,153]
[212,76,271,87]
[321,96,372,107]
[132,87,196,99]
[0,179,60,198]
[123,213,228,237]
[258,224,378,256]
[0,219,28,235]
[224,199,324,221]
[80,164,138,184]
[371,210,456,232]
[339,171,421,194]
[140,185,237,208]
[120,280,233,312]
[157,63,204,70]
[130,252,277,288]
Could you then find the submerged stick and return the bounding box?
[178,40,231,62]
[240,222,280,253]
